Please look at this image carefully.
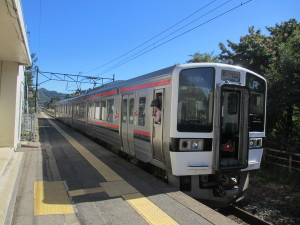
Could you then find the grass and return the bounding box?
[250,163,300,187]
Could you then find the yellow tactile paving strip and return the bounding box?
[34,181,74,216]
[45,115,179,225]
[123,193,179,225]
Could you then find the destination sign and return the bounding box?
[221,70,240,82]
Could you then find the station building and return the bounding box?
[0,0,31,149]
[0,0,31,223]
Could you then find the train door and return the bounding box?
[121,94,135,155]
[218,85,249,170]
[152,89,165,163]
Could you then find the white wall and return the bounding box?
[0,61,24,148]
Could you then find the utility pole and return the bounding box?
[35,67,39,113]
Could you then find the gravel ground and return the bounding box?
[236,169,300,225]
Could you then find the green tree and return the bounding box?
[264,19,300,150]
[65,88,83,98]
[219,26,274,75]
[186,52,219,63]
[218,19,300,152]
[47,98,60,109]
[25,53,38,113]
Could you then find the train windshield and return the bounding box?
[246,73,266,132]
[177,68,214,132]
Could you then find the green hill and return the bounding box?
[38,88,66,107]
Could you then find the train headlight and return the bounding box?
[191,141,199,149]
[179,139,204,151]
[249,138,263,149]
[249,140,255,148]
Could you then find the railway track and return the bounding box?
[218,205,272,225]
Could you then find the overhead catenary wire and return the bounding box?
[84,0,217,74]
[35,0,252,93]
[96,0,233,76]
[96,0,252,77]
[38,71,114,87]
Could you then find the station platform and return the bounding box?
[1,113,237,225]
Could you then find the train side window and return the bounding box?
[107,99,114,122]
[122,99,127,123]
[82,103,85,117]
[129,98,134,124]
[75,104,79,116]
[88,103,93,119]
[138,97,146,126]
[95,101,100,120]
[154,93,162,125]
[79,103,84,117]
[100,101,106,120]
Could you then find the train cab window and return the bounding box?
[95,102,100,120]
[177,68,215,132]
[138,97,146,126]
[107,99,114,122]
[122,99,128,123]
[129,98,134,124]
[100,101,106,120]
[246,73,266,132]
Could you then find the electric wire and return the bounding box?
[96,0,252,77]
[84,0,216,74]
[96,0,233,76]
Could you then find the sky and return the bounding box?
[21,0,300,94]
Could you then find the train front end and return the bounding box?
[169,63,266,206]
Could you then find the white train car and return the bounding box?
[56,63,267,206]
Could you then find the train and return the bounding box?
[55,63,267,206]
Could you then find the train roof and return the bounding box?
[57,63,266,104]
[58,65,176,103]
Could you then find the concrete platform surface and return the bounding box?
[0,147,24,225]
[4,113,238,225]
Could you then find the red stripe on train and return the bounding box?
[133,130,151,137]
[87,90,117,99]
[120,79,171,93]
[92,120,119,129]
